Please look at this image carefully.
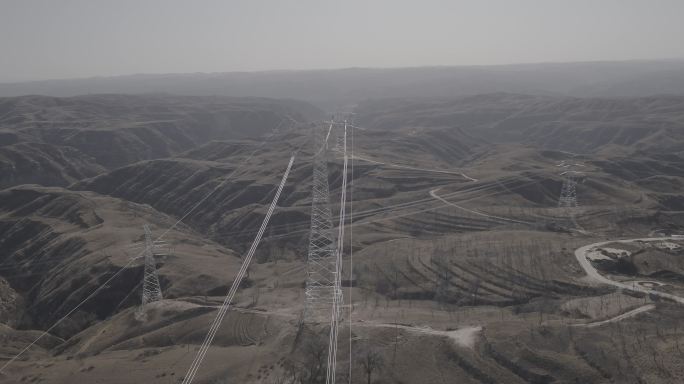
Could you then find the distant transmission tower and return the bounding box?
[558,172,579,208]
[135,224,166,321]
[557,170,585,231]
[304,122,339,323]
[334,135,343,153]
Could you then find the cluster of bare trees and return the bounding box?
[356,346,384,384]
[272,328,385,384]
[271,334,327,384]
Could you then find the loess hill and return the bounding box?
[1,93,684,383]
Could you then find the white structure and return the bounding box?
[135,224,165,321]
[326,121,349,384]
[304,122,341,323]
[558,172,580,208]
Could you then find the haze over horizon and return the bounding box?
[2,0,684,83]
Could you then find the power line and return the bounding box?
[212,177,524,239]
[244,177,545,246]
[326,121,348,384]
[348,120,354,384]
[180,155,295,384]
[0,117,293,375]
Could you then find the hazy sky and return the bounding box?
[1,0,684,82]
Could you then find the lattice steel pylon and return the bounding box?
[135,224,164,321]
[304,122,340,323]
[557,170,585,232]
[558,172,579,208]
[326,121,349,384]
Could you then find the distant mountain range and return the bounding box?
[2,60,684,110]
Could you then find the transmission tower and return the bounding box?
[557,170,585,232]
[558,172,579,208]
[135,224,165,321]
[326,121,349,384]
[334,135,344,153]
[304,122,340,323]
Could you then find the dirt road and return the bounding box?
[574,237,684,304]
[571,304,655,328]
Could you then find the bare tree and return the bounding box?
[279,334,327,384]
[356,347,384,384]
[251,287,260,307]
[469,277,481,305]
[302,337,327,384]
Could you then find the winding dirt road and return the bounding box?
[429,188,533,225]
[352,154,478,181]
[357,322,482,349]
[571,304,656,328]
[574,237,684,304]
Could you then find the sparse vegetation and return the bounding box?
[2,59,684,384]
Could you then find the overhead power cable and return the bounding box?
[0,117,292,375]
[181,155,295,384]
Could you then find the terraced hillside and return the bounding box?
[355,94,684,155]
[0,94,322,185]
[2,93,684,384]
